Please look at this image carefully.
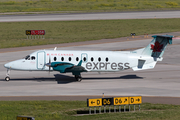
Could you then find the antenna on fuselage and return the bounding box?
[54,47,57,51]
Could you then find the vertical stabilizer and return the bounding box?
[141,35,173,57]
[132,35,173,71]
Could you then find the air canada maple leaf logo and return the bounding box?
[151,41,163,52]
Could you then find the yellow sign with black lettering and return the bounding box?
[102,98,113,106]
[114,97,129,105]
[87,98,102,107]
[129,96,142,104]
[26,30,31,35]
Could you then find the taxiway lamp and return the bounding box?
[144,33,148,38]
[131,33,136,38]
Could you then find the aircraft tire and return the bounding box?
[75,75,82,82]
[5,76,10,81]
[77,77,82,82]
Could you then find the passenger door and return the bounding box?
[37,51,45,69]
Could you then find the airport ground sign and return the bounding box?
[26,30,45,39]
[87,98,102,107]
[26,30,45,35]
[114,97,129,105]
[87,96,142,114]
[129,96,142,104]
[87,96,142,107]
[102,98,113,106]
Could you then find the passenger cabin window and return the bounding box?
[61,57,64,61]
[54,57,57,61]
[98,57,101,62]
[105,57,109,62]
[76,57,79,61]
[69,57,71,61]
[25,55,30,60]
[83,57,86,62]
[91,57,94,61]
[31,56,36,60]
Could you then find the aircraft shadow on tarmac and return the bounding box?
[0,74,143,84]
[83,74,144,80]
[0,74,77,84]
[56,74,144,84]
[119,75,144,79]
[54,74,79,84]
[0,74,76,84]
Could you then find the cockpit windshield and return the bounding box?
[25,55,30,60]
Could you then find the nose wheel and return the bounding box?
[75,75,82,82]
[5,69,10,81]
[5,76,10,81]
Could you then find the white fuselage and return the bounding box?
[4,50,141,72]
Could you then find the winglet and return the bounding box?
[77,60,82,66]
[54,47,57,51]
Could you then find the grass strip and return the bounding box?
[0,18,180,48]
[0,101,180,120]
[0,0,180,13]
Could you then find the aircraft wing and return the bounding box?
[47,60,87,73]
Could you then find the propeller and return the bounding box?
[45,56,51,74]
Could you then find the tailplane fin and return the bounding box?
[132,35,173,71]
[141,35,173,57]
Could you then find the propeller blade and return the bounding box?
[49,56,51,73]
[49,55,51,64]
[45,56,52,74]
[45,63,51,67]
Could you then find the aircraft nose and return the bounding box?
[4,63,9,68]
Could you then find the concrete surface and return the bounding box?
[0,36,180,100]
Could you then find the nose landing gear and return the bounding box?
[5,69,10,81]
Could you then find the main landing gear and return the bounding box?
[75,75,82,82]
[5,69,10,81]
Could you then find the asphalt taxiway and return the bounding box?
[0,11,180,22]
[0,33,180,103]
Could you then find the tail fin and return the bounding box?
[141,35,173,57]
[132,35,173,71]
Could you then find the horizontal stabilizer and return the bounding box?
[132,61,157,71]
[131,35,172,72]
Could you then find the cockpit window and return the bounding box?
[31,56,36,60]
[25,55,30,60]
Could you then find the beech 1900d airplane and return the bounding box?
[4,35,173,82]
